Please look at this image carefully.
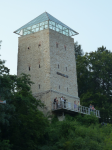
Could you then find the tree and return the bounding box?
[74,41,84,59]
[76,46,112,122]
[0,57,49,150]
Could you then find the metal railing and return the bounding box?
[52,101,100,118]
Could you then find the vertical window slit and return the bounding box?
[56,43,58,48]
[39,84,40,89]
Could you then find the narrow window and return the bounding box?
[28,47,29,49]
[66,67,67,71]
[39,64,40,68]
[58,64,59,69]
[29,66,30,71]
[64,46,66,50]
[67,88,68,92]
[59,85,60,89]
[38,44,41,47]
[56,43,58,48]
[39,84,40,89]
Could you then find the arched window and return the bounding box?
[29,66,30,71]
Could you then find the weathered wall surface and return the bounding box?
[49,29,78,98]
[18,28,79,111]
[18,29,51,94]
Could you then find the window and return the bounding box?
[58,64,59,69]
[67,88,68,92]
[59,85,60,89]
[39,64,40,68]
[29,66,30,71]
[28,47,29,49]
[66,67,67,71]
[56,42,58,48]
[64,45,66,50]
[39,84,40,89]
[38,43,41,47]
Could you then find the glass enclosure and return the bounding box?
[16,20,77,37]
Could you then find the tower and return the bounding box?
[14,12,80,113]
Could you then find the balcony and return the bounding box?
[52,101,100,118]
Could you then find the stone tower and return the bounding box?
[14,12,80,113]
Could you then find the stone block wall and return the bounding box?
[17,28,79,112]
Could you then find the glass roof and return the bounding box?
[14,12,79,36]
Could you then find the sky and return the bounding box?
[0,0,112,75]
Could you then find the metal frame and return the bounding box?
[14,20,78,37]
[14,12,79,37]
[52,101,100,118]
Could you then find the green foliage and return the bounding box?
[0,140,11,150]
[74,41,84,59]
[76,46,112,122]
[0,58,49,150]
[40,115,112,150]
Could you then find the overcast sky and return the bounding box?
[0,0,112,75]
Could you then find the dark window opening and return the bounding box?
[58,64,59,69]
[38,44,41,47]
[29,66,30,71]
[56,43,58,48]
[39,84,40,89]
[28,47,29,49]
[39,64,40,68]
[66,67,67,71]
[59,85,60,89]
[67,88,68,92]
[64,46,66,50]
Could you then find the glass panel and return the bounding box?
[27,27,31,30]
[49,25,52,29]
[52,26,55,30]
[63,27,67,31]
[32,25,36,29]
[32,28,36,32]
[45,24,48,29]
[36,27,39,32]
[51,21,55,26]
[44,21,48,25]
[36,24,39,28]
[56,23,59,28]
[59,30,62,34]
[58,24,62,30]
[63,31,66,35]
[28,31,30,34]
[40,22,44,26]
[40,26,44,31]
[24,32,26,35]
[24,28,28,32]
[65,29,69,33]
[56,28,60,32]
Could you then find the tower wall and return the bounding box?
[18,29,51,94]
[17,29,79,112]
[49,29,78,97]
